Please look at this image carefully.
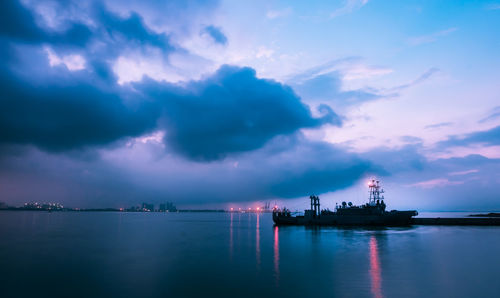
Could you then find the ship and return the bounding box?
[273,179,418,226]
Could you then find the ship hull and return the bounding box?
[273,211,417,226]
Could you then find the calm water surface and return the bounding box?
[1,211,499,298]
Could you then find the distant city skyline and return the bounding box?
[0,0,499,211]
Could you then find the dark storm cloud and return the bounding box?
[360,144,426,174]
[0,57,159,151]
[104,0,220,33]
[0,1,164,151]
[0,1,337,160]
[95,7,170,49]
[1,53,334,157]
[3,137,498,209]
[0,0,175,81]
[138,65,340,160]
[0,0,374,207]
[437,125,500,148]
[203,25,227,45]
[0,1,92,46]
[4,0,172,48]
[0,1,48,41]
[152,134,373,202]
[0,134,373,207]
[263,138,373,197]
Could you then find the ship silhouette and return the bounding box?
[273,180,418,226]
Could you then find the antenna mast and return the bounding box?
[368,179,385,206]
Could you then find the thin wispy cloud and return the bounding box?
[342,64,393,80]
[286,57,387,107]
[486,3,500,10]
[478,106,500,123]
[448,169,479,176]
[286,57,391,84]
[425,122,453,130]
[407,27,458,46]
[437,125,500,148]
[330,0,369,18]
[390,67,439,91]
[266,7,292,19]
[286,57,361,83]
[405,178,464,189]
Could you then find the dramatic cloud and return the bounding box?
[0,60,159,151]
[0,1,92,45]
[0,1,166,151]
[1,0,497,210]
[0,1,336,161]
[264,138,372,197]
[140,66,338,160]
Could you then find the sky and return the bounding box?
[0,0,499,211]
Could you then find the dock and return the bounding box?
[412,217,500,226]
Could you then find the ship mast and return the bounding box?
[368,179,384,206]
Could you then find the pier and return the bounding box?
[412,217,500,226]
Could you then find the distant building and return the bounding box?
[127,205,140,212]
[159,202,177,212]
[22,202,63,210]
[141,202,154,212]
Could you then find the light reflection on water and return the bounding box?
[256,213,261,269]
[1,211,500,298]
[229,212,233,261]
[369,235,383,298]
[273,225,279,286]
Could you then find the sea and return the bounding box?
[0,211,499,298]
